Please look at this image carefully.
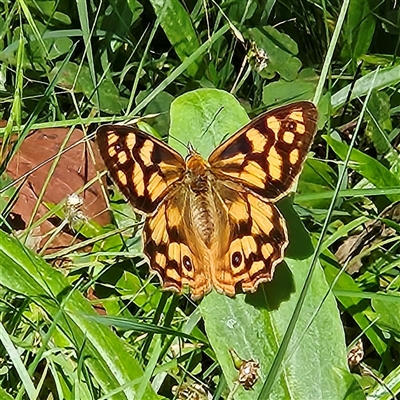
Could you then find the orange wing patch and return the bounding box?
[211,183,288,297]
[97,125,186,213]
[209,101,318,201]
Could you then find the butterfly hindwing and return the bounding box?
[142,185,213,300]
[96,125,186,213]
[208,101,318,200]
[211,181,288,295]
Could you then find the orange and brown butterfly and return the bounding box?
[96,101,318,300]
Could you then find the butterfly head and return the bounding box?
[185,142,210,175]
[185,147,210,175]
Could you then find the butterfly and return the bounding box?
[96,101,318,300]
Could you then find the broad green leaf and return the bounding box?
[324,135,400,202]
[0,230,159,400]
[149,0,202,77]
[247,27,302,81]
[169,88,249,158]
[262,69,317,107]
[199,261,360,399]
[371,293,400,335]
[341,0,377,67]
[365,91,393,155]
[169,89,360,400]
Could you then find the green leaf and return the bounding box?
[324,135,400,202]
[170,88,359,399]
[101,0,143,40]
[247,27,302,81]
[169,88,249,158]
[372,293,400,335]
[226,0,257,22]
[50,61,127,113]
[116,271,162,312]
[144,91,175,136]
[296,158,338,209]
[0,230,159,400]
[200,259,359,399]
[262,69,317,107]
[331,64,400,110]
[149,0,202,77]
[0,174,15,214]
[25,0,71,24]
[341,0,377,66]
[0,385,15,400]
[0,23,73,70]
[365,91,393,155]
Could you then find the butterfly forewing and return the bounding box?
[97,125,186,214]
[208,101,318,200]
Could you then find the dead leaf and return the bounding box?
[336,201,400,274]
[5,127,110,253]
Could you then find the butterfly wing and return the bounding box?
[208,101,318,200]
[142,184,213,300]
[96,125,186,214]
[210,181,287,295]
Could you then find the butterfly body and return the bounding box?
[181,152,221,246]
[97,101,318,300]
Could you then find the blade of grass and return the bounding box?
[18,0,48,59]
[296,187,400,202]
[332,64,400,110]
[76,0,99,106]
[0,230,159,400]
[0,19,23,160]
[126,20,160,116]
[0,322,36,400]
[126,24,229,120]
[86,315,207,343]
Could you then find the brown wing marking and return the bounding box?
[209,101,318,201]
[211,182,288,296]
[142,186,212,299]
[96,125,186,214]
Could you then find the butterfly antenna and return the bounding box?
[168,134,191,153]
[187,142,196,153]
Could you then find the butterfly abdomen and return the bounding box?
[184,154,219,248]
[190,193,215,247]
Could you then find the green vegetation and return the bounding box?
[0,1,399,399]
